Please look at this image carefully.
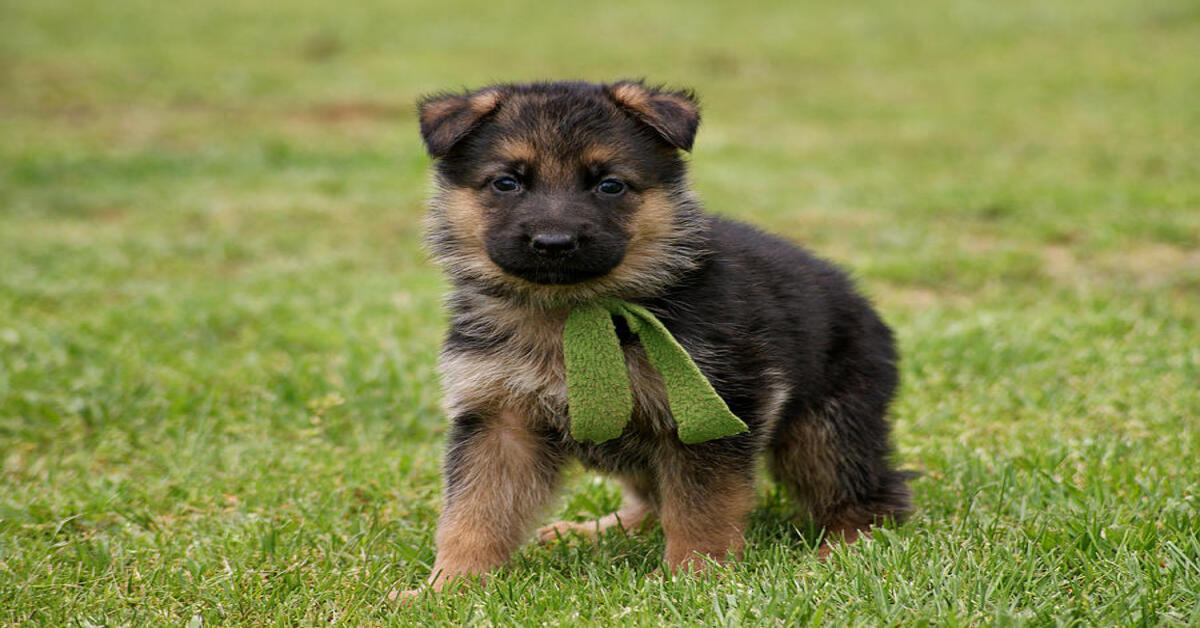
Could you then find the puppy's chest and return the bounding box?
[439,309,672,428]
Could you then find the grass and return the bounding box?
[2,0,1198,624]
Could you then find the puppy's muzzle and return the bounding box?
[487,218,625,285]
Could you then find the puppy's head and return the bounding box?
[419,81,706,305]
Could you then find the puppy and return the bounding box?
[404,80,911,595]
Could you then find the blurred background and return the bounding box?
[2,0,1198,623]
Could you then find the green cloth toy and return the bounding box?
[562,299,749,444]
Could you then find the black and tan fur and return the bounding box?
[400,80,912,597]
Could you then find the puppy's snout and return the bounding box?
[529,232,580,258]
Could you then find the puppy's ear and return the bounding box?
[417,88,504,158]
[605,81,701,152]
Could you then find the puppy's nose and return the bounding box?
[529,232,579,257]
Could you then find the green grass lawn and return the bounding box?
[2,0,1199,624]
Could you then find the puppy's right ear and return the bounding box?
[605,81,700,152]
[417,88,504,158]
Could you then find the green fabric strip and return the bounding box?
[563,303,633,443]
[563,299,749,444]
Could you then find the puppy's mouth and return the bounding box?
[490,259,617,285]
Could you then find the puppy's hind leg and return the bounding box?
[768,397,913,560]
[537,474,657,543]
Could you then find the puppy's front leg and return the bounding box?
[657,451,756,574]
[403,409,563,597]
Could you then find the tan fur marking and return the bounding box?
[426,408,559,591]
[438,302,569,419]
[538,476,657,543]
[774,407,847,519]
[609,82,650,108]
[536,504,654,542]
[769,401,898,560]
[625,189,680,260]
[581,144,622,166]
[493,138,537,164]
[440,188,488,247]
[599,189,696,300]
[469,89,502,114]
[657,468,756,573]
[607,84,697,130]
[816,524,868,561]
[429,187,514,290]
[419,96,464,129]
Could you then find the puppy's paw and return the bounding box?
[536,520,598,544]
[387,587,424,605]
[538,508,655,544]
[816,525,868,561]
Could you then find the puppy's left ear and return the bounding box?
[417,88,504,158]
[606,81,701,152]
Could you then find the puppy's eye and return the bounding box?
[491,176,521,193]
[596,179,625,196]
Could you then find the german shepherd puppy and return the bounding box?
[401,80,911,596]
